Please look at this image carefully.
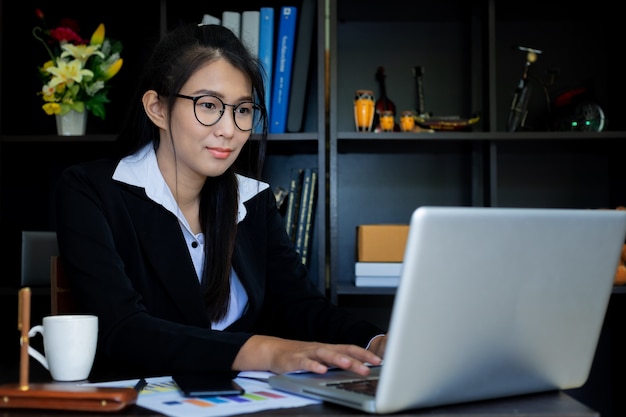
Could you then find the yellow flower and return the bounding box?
[90,23,105,45]
[60,43,104,64]
[103,58,123,81]
[42,102,61,115]
[46,59,94,88]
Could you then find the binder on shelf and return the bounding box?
[286,0,316,133]
[221,11,241,39]
[293,168,311,262]
[258,7,275,128]
[284,168,304,243]
[241,10,260,57]
[269,6,298,134]
[200,14,221,26]
[294,168,318,266]
[300,168,318,267]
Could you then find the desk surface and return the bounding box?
[0,387,599,417]
[0,362,599,417]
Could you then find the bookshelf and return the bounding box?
[328,0,625,302]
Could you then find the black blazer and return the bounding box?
[55,158,383,379]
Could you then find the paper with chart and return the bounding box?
[87,373,319,417]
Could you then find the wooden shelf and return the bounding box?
[338,285,626,297]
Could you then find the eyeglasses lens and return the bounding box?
[194,95,261,131]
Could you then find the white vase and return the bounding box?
[55,110,87,136]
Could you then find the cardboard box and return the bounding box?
[357,224,410,262]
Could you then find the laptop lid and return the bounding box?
[269,206,626,414]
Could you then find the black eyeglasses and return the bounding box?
[176,94,262,132]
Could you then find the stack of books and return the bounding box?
[354,223,408,287]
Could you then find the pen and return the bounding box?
[18,287,31,391]
[134,378,148,393]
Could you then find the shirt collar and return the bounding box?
[112,144,269,223]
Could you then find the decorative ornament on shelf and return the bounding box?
[32,8,123,135]
[354,89,375,132]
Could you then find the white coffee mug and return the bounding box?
[22,314,98,381]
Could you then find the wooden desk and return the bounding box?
[0,390,599,416]
[0,362,599,416]
[252,392,599,416]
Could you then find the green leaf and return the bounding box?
[70,102,85,113]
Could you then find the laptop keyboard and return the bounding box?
[327,378,378,396]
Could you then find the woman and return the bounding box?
[55,23,386,380]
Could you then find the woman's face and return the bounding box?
[167,58,254,179]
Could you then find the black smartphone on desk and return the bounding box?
[173,373,244,397]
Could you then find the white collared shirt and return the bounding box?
[112,144,269,329]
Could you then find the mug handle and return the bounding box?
[20,325,49,370]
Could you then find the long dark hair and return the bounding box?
[115,23,268,322]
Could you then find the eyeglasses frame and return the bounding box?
[175,93,262,132]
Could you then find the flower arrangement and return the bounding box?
[32,9,123,120]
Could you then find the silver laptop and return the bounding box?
[269,206,626,414]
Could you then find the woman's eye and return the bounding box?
[199,102,217,110]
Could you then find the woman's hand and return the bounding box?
[233,335,383,375]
